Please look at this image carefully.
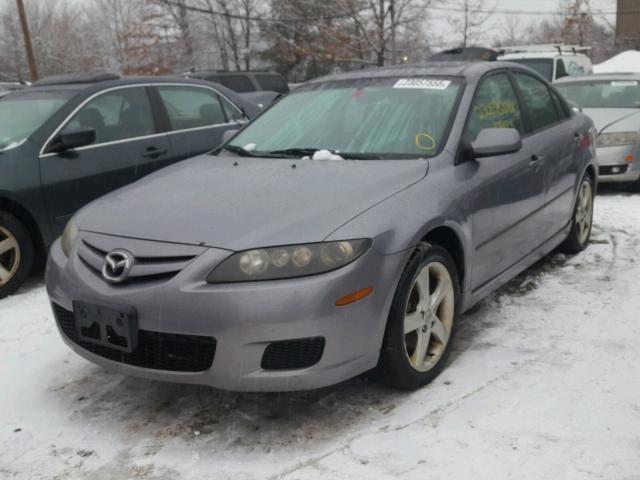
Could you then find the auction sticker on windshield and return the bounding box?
[611,81,638,86]
[394,79,452,90]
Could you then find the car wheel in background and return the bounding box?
[379,243,460,390]
[0,211,34,299]
[559,174,595,254]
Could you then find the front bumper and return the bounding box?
[46,234,408,392]
[597,145,640,183]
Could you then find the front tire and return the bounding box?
[379,243,460,390]
[0,211,34,299]
[559,174,594,254]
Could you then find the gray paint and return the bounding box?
[47,61,597,391]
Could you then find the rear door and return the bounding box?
[154,84,247,160]
[39,85,172,236]
[463,72,547,290]
[512,72,578,234]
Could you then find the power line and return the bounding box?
[429,5,623,16]
[158,0,364,23]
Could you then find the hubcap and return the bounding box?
[575,180,593,245]
[403,262,455,372]
[0,226,20,288]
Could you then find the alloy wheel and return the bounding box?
[403,261,455,372]
[0,225,20,287]
[576,180,593,245]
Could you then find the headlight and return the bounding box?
[60,219,78,258]
[596,131,639,147]
[207,239,371,283]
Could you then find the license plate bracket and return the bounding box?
[73,301,138,353]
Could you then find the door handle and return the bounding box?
[142,146,168,159]
[529,154,545,168]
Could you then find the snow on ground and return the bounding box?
[2,190,640,480]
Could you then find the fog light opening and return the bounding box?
[335,287,374,306]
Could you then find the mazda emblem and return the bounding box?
[102,249,134,283]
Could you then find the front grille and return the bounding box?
[600,164,629,175]
[77,239,198,286]
[261,337,325,370]
[53,303,216,373]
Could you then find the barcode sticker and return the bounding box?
[394,79,452,90]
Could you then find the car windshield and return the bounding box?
[556,80,640,108]
[509,59,554,81]
[226,77,463,159]
[0,90,73,151]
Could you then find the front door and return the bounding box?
[39,86,172,237]
[461,72,547,290]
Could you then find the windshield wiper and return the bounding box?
[267,148,380,160]
[267,148,320,157]
[222,144,259,157]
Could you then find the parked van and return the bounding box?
[498,45,593,82]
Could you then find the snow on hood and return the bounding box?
[76,155,428,250]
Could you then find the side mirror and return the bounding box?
[472,128,522,158]
[47,127,96,154]
[222,129,240,144]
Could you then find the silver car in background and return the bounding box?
[557,74,640,183]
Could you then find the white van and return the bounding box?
[498,45,593,83]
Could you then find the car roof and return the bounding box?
[305,61,530,84]
[555,73,640,83]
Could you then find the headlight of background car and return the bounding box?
[207,239,372,283]
[61,219,78,258]
[596,131,639,147]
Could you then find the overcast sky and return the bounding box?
[429,0,618,47]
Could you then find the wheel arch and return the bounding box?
[420,225,466,290]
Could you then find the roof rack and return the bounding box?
[33,72,120,86]
[498,44,592,55]
[429,47,499,62]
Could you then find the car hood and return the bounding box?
[583,108,640,134]
[77,155,428,250]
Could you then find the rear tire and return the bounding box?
[379,243,460,390]
[0,211,34,299]
[559,174,594,254]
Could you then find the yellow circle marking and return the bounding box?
[415,133,437,151]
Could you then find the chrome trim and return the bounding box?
[39,83,247,158]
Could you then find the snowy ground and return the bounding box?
[2,190,640,480]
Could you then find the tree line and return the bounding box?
[0,0,619,83]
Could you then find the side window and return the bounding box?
[551,89,570,120]
[466,73,524,141]
[157,86,227,131]
[219,95,246,122]
[513,73,560,132]
[63,87,155,145]
[220,75,254,93]
[556,59,568,80]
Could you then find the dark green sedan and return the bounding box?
[0,72,258,298]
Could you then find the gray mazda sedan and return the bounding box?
[46,61,597,392]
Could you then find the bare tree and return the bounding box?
[446,0,495,47]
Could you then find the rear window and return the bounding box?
[219,75,254,93]
[255,74,288,93]
[508,59,554,82]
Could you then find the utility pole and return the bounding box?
[15,0,38,81]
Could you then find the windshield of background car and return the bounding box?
[556,80,640,108]
[0,90,73,150]
[509,59,554,81]
[227,77,463,158]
